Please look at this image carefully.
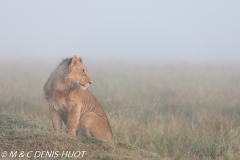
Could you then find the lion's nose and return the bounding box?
[89,81,92,84]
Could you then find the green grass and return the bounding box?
[1,60,240,159]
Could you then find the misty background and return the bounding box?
[0,1,240,64]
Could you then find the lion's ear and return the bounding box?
[69,55,80,68]
[79,58,84,64]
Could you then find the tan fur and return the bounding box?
[43,55,113,139]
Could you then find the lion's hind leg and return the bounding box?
[77,112,113,140]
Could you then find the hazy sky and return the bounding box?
[0,1,240,63]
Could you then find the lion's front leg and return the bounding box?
[66,102,81,136]
[49,106,62,131]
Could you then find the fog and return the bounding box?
[0,1,240,63]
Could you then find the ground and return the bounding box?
[0,114,160,159]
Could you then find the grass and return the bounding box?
[0,59,240,159]
[0,114,158,159]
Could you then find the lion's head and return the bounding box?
[65,55,92,90]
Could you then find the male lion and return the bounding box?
[43,55,113,139]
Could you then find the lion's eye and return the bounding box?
[82,69,86,74]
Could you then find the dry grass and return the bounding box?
[1,59,240,159]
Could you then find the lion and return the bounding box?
[43,55,113,139]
